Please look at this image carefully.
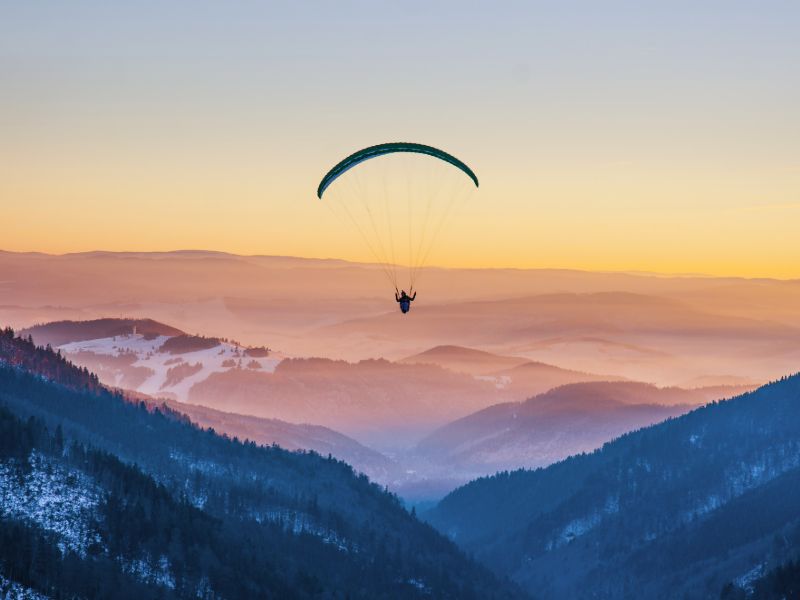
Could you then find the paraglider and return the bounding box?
[395,288,417,314]
[317,142,478,313]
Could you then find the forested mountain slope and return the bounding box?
[426,374,800,599]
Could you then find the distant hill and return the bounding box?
[425,375,800,599]
[400,345,530,375]
[399,345,627,399]
[492,360,626,397]
[21,318,184,347]
[414,381,697,479]
[26,320,280,403]
[162,398,402,484]
[680,373,764,388]
[0,327,522,599]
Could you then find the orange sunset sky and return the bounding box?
[2,2,798,277]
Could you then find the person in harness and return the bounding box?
[395,288,417,314]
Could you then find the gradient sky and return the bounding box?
[1,1,799,277]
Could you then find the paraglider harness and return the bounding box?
[395,288,416,314]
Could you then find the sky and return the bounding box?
[1,1,799,277]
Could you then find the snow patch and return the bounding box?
[404,577,431,594]
[681,447,800,524]
[550,495,620,549]
[59,333,282,402]
[255,509,352,552]
[474,375,512,390]
[0,452,101,556]
[734,562,766,594]
[0,576,51,600]
[122,555,176,590]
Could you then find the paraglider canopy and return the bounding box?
[316,142,479,293]
[318,142,479,199]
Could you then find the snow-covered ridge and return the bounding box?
[58,333,282,402]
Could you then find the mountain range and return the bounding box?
[20,318,757,502]
[23,320,645,449]
[2,250,797,386]
[0,327,523,598]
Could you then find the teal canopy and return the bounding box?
[317,142,479,199]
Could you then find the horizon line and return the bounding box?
[2,247,797,283]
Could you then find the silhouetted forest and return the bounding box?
[1,327,102,392]
[20,319,184,348]
[158,334,221,355]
